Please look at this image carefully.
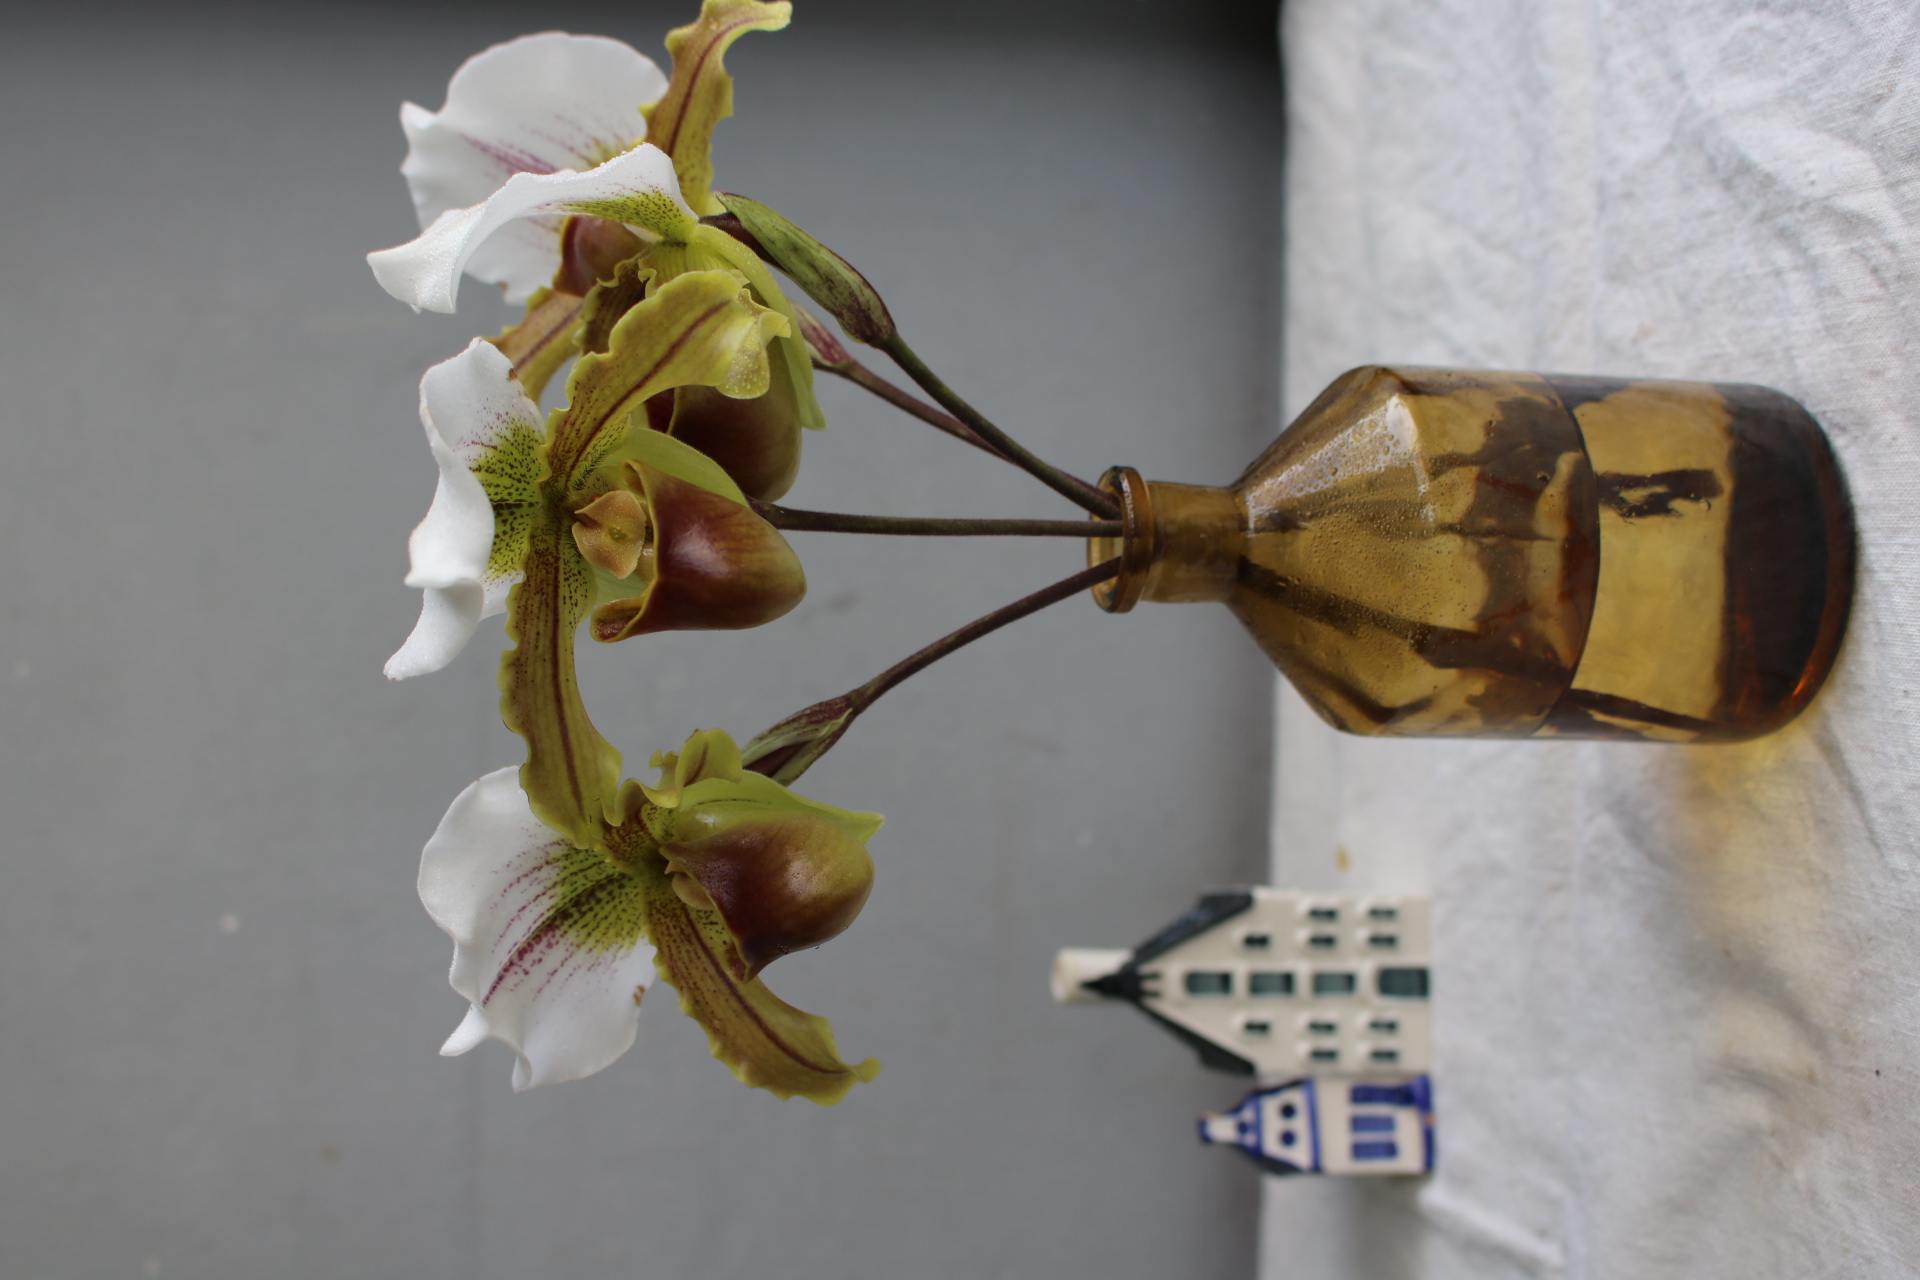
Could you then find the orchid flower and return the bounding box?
[385,269,806,680]
[422,730,882,1099]
[398,269,881,1104]
[369,5,822,499]
[376,2,886,1106]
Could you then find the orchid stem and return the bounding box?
[755,501,1118,539]
[853,556,1121,706]
[703,212,982,451]
[813,357,1005,457]
[700,211,1119,517]
[877,335,1122,519]
[742,558,1121,782]
[699,210,1118,518]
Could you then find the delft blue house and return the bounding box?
[1198,1075,1434,1175]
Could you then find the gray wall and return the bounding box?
[0,3,1279,1276]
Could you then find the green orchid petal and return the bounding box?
[578,259,654,357]
[675,727,745,789]
[490,287,585,403]
[624,225,821,500]
[597,421,747,505]
[675,769,883,845]
[643,0,794,216]
[547,268,788,489]
[715,193,897,346]
[687,225,825,431]
[638,859,880,1105]
[640,227,825,438]
[642,727,745,808]
[498,519,623,850]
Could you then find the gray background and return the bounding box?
[0,2,1281,1277]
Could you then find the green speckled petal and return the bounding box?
[687,224,825,431]
[547,268,788,489]
[642,0,793,216]
[498,517,622,851]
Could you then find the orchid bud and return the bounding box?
[738,695,856,786]
[714,192,896,346]
[793,307,853,371]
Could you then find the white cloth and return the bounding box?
[1262,2,1920,1277]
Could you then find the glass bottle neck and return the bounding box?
[1087,467,1242,612]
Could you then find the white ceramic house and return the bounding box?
[1053,888,1432,1078]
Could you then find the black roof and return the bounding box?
[1081,890,1258,1075]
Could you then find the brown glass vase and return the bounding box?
[1090,367,1854,742]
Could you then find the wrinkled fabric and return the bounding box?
[1263,2,1920,1277]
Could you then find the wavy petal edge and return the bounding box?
[369,146,696,313]
[385,339,543,680]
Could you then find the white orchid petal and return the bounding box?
[461,215,572,312]
[397,34,667,302]
[384,339,540,680]
[385,584,485,681]
[479,574,516,620]
[400,34,667,228]
[440,1005,491,1056]
[419,769,656,1091]
[369,146,693,312]
[403,412,491,593]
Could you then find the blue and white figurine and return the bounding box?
[1054,887,1436,1176]
[1197,1075,1434,1176]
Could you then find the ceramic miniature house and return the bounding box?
[1198,1076,1434,1175]
[1053,888,1432,1078]
[1055,888,1437,1177]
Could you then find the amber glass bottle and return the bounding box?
[1090,367,1853,742]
